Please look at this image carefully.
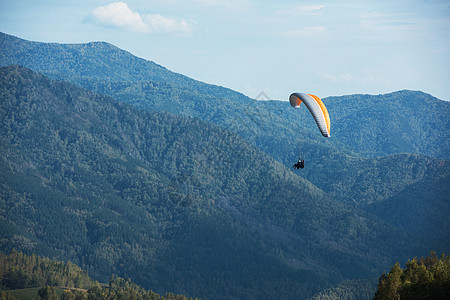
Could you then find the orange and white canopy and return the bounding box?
[289,93,330,137]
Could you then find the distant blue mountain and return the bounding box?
[1,31,448,160]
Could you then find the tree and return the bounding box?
[374,262,402,300]
[38,286,57,300]
[0,291,17,300]
[374,253,450,300]
[87,282,103,300]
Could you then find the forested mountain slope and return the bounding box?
[324,91,450,158]
[1,32,448,160]
[1,32,448,212]
[0,250,196,300]
[0,66,414,299]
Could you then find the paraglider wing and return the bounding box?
[289,93,330,137]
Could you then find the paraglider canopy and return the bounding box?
[289,93,330,137]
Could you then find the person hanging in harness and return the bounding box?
[289,92,330,171]
[292,156,304,169]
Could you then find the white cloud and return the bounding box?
[144,14,193,35]
[87,2,193,35]
[89,2,147,32]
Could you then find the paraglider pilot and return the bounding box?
[292,157,304,169]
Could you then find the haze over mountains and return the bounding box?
[0,32,449,299]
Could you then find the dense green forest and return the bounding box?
[0,250,92,290]
[374,252,450,299]
[0,31,449,299]
[0,250,197,299]
[0,65,420,299]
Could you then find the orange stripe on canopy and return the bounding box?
[308,94,330,135]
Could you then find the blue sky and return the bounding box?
[1,0,449,101]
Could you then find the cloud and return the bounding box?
[88,2,147,32]
[144,14,193,35]
[87,2,193,35]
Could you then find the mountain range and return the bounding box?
[0,32,449,299]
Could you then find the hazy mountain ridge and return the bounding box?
[324,91,450,158]
[0,65,414,299]
[0,32,251,106]
[1,32,448,208]
[2,32,448,208]
[1,32,448,160]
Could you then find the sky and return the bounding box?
[1,0,449,101]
